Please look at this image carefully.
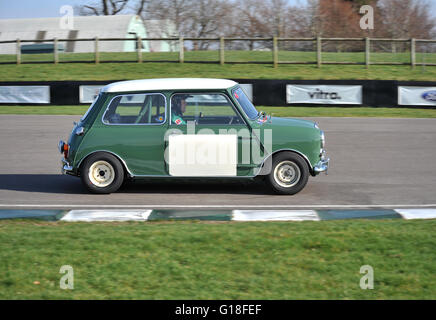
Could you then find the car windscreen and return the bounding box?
[232,87,259,120]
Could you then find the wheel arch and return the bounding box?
[257,149,314,176]
[77,150,131,177]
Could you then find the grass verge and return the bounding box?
[1,61,435,81]
[1,50,435,64]
[0,219,434,299]
[1,105,436,118]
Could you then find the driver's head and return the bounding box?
[173,95,188,114]
[180,98,187,113]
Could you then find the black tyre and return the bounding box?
[267,152,309,195]
[80,152,124,194]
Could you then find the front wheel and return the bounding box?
[80,153,124,194]
[267,152,309,195]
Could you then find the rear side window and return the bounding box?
[103,93,166,125]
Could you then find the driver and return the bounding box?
[171,95,188,125]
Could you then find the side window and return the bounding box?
[171,93,244,125]
[103,93,166,125]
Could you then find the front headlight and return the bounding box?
[58,140,65,154]
[314,122,319,129]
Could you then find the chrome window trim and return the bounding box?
[169,92,248,127]
[101,92,167,126]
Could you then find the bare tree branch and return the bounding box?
[135,0,148,15]
[79,0,130,16]
[83,5,101,15]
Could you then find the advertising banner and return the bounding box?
[79,85,104,103]
[239,84,253,101]
[0,86,50,103]
[398,86,436,106]
[286,85,362,104]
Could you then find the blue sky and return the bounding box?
[0,0,89,19]
[0,0,434,19]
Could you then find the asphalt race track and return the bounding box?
[0,115,435,209]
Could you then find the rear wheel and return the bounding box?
[267,152,309,195]
[80,153,124,194]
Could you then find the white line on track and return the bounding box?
[1,204,436,209]
[394,209,436,220]
[233,210,320,221]
[61,210,152,222]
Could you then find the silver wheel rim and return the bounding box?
[88,160,115,188]
[273,160,301,188]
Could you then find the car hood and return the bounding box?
[261,116,316,129]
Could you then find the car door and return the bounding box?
[166,92,260,177]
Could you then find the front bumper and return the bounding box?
[313,151,329,175]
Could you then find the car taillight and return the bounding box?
[63,143,69,158]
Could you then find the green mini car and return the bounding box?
[59,78,329,194]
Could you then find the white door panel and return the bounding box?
[168,134,237,176]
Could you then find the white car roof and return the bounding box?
[101,78,239,93]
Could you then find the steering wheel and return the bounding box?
[228,116,234,125]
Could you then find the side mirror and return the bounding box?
[257,111,269,124]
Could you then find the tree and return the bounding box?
[187,0,231,41]
[292,0,322,37]
[134,0,149,15]
[224,0,271,49]
[318,0,362,37]
[378,0,435,39]
[141,0,192,36]
[79,0,130,15]
[266,0,291,37]
[76,0,435,42]
[344,0,379,8]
